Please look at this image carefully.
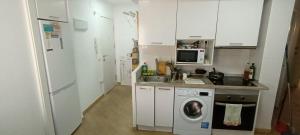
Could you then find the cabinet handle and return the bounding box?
[151,42,163,45]
[139,87,148,90]
[189,36,202,38]
[49,16,60,19]
[158,88,171,91]
[229,43,244,46]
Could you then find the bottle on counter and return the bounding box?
[249,63,256,81]
[243,63,250,81]
[141,63,148,76]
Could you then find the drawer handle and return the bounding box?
[229,43,244,46]
[139,88,148,90]
[158,88,170,91]
[189,36,202,38]
[49,16,60,19]
[215,102,256,108]
[151,42,163,45]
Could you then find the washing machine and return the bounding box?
[173,88,214,135]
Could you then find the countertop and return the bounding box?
[136,76,269,91]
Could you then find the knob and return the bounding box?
[227,96,232,100]
[241,96,246,100]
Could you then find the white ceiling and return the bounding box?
[106,0,137,5]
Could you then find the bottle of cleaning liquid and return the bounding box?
[249,63,256,81]
[141,63,148,76]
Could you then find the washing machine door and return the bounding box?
[180,98,207,122]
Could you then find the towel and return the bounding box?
[223,104,242,126]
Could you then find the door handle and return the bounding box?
[215,102,256,107]
[189,36,202,38]
[151,42,163,45]
[49,16,60,19]
[158,88,171,91]
[229,43,244,46]
[59,38,64,49]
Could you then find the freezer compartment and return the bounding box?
[50,82,82,135]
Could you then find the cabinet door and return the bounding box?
[35,0,68,22]
[177,0,219,40]
[136,86,155,127]
[155,86,174,127]
[138,0,177,46]
[215,0,264,47]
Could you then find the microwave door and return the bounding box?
[177,50,198,63]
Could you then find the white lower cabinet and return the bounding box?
[136,86,155,127]
[136,85,174,130]
[155,86,174,127]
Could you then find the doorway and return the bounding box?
[95,16,117,94]
[276,7,300,133]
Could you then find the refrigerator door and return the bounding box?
[50,81,82,135]
[39,20,76,93]
[39,20,82,135]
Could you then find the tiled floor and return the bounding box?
[73,85,279,135]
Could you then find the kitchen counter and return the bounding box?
[136,76,269,91]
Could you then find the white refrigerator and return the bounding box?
[39,20,82,135]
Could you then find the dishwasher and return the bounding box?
[212,89,259,131]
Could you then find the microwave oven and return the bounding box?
[176,49,205,64]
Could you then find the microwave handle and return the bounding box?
[215,102,256,108]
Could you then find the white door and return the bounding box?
[96,17,117,94]
[155,87,174,127]
[136,86,155,127]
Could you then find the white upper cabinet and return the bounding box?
[176,0,219,40]
[138,0,177,46]
[35,0,68,22]
[215,0,264,47]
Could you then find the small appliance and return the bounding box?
[176,49,205,64]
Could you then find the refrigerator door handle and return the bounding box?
[50,80,76,96]
[60,38,64,49]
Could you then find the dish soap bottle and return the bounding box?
[249,63,256,81]
[141,63,148,76]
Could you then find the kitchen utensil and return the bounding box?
[208,68,224,85]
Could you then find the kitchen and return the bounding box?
[0,0,298,135]
[132,0,298,135]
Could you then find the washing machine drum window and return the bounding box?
[181,98,207,122]
[184,101,203,118]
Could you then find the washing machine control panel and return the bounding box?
[176,88,214,97]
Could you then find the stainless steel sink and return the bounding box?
[140,76,171,83]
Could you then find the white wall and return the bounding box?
[69,0,113,112]
[113,3,138,82]
[254,0,295,129]
[0,0,50,135]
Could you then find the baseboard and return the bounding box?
[83,95,104,115]
[255,128,272,134]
